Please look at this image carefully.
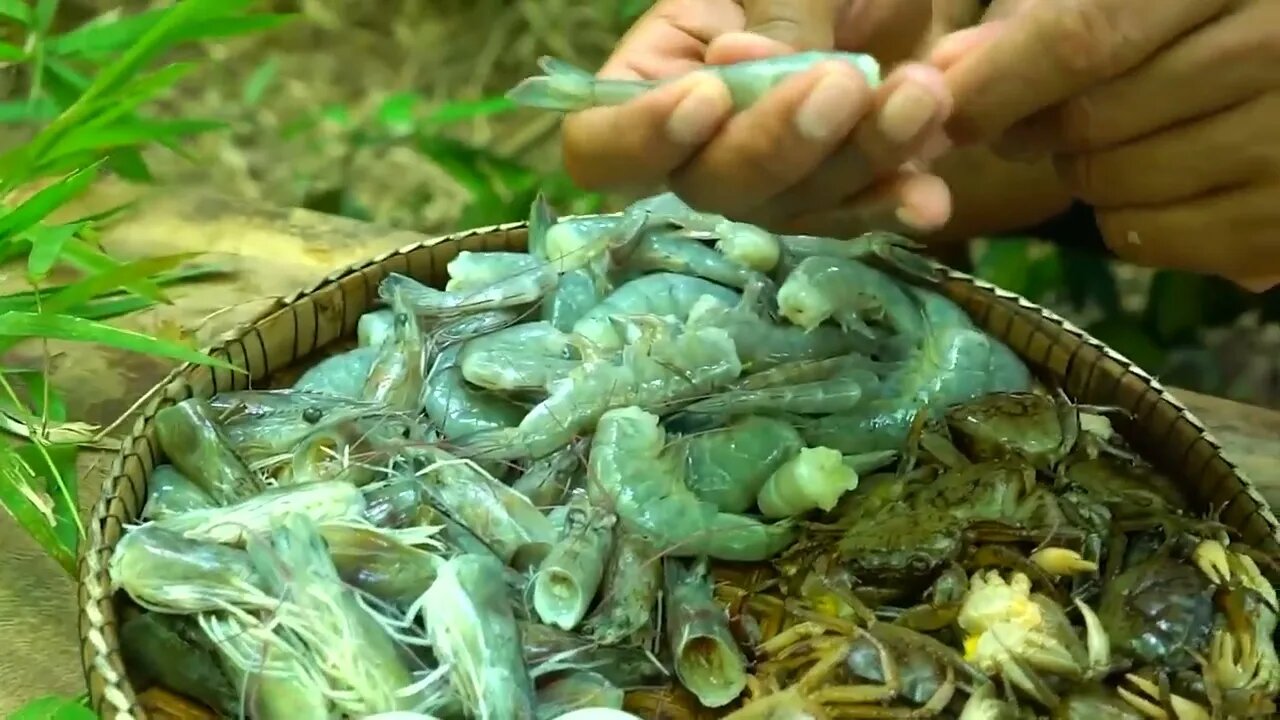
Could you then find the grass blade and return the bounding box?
[0,439,75,575]
[43,252,199,314]
[60,236,171,304]
[0,162,103,238]
[25,221,84,281]
[0,312,241,371]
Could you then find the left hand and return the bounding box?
[934,0,1280,290]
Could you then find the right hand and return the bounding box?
[560,0,953,237]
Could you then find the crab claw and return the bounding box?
[1193,539,1232,585]
[1030,547,1098,577]
[1074,599,1112,676]
[1118,674,1211,720]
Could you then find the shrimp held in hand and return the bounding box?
[507,53,881,112]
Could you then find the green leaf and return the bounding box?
[423,96,517,126]
[0,98,59,124]
[0,312,240,371]
[242,57,279,107]
[377,92,419,137]
[0,0,31,25]
[43,253,198,315]
[15,441,79,560]
[8,694,96,720]
[1085,313,1167,373]
[33,0,59,35]
[47,117,224,161]
[1143,270,1206,345]
[1058,245,1120,313]
[973,239,1048,300]
[25,222,85,281]
[0,440,75,576]
[60,237,171,304]
[104,147,155,183]
[0,162,103,239]
[48,8,292,59]
[0,41,26,61]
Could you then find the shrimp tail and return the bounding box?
[507,56,650,111]
[528,192,558,259]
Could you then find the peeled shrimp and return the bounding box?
[572,272,739,351]
[587,406,795,562]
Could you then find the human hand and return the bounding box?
[934,0,1280,290]
[560,0,953,237]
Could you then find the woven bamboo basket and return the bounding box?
[78,221,1280,720]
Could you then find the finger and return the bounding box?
[928,22,1006,70]
[1054,94,1279,208]
[835,0,934,67]
[764,63,951,219]
[562,73,733,191]
[668,61,869,216]
[942,0,1231,144]
[1096,183,1280,279]
[780,171,953,237]
[598,0,745,80]
[1002,2,1280,154]
[741,0,840,50]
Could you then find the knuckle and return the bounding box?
[1056,151,1106,200]
[1056,94,1104,149]
[1045,1,1123,78]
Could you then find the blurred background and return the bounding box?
[28,0,1280,409]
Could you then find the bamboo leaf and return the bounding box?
[45,117,224,162]
[0,162,103,238]
[25,221,85,281]
[60,237,171,304]
[0,439,75,575]
[8,694,97,720]
[43,252,199,314]
[48,6,291,59]
[0,0,31,25]
[0,312,241,371]
[423,96,517,126]
[0,98,59,124]
[14,441,79,556]
[0,41,26,61]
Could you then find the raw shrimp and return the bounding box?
[413,447,558,566]
[421,344,526,440]
[508,53,880,112]
[141,465,216,520]
[318,523,444,609]
[664,557,749,708]
[446,251,543,292]
[220,396,388,468]
[587,406,795,561]
[756,445,860,518]
[533,490,617,631]
[294,347,379,398]
[459,320,580,391]
[209,388,359,419]
[535,671,625,720]
[362,294,427,412]
[684,287,873,371]
[287,417,401,487]
[628,192,782,272]
[152,480,367,546]
[777,255,924,337]
[679,415,803,513]
[778,231,938,282]
[510,440,587,508]
[572,272,740,351]
[381,267,557,319]
[418,553,538,720]
[153,398,266,504]
[120,612,239,717]
[682,373,873,416]
[109,524,272,614]
[201,613,333,720]
[580,532,662,646]
[247,513,424,715]
[612,228,773,292]
[359,309,397,348]
[519,621,667,687]
[455,323,743,460]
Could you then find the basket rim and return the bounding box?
[76,217,1280,720]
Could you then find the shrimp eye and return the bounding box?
[302,406,324,424]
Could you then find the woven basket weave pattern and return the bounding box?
[76,222,1280,720]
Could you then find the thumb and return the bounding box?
[742,0,840,50]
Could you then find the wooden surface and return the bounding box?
[1,183,1278,713]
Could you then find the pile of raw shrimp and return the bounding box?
[105,191,1266,720]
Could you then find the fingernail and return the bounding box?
[879,84,938,145]
[896,204,931,229]
[794,68,866,143]
[666,75,731,145]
